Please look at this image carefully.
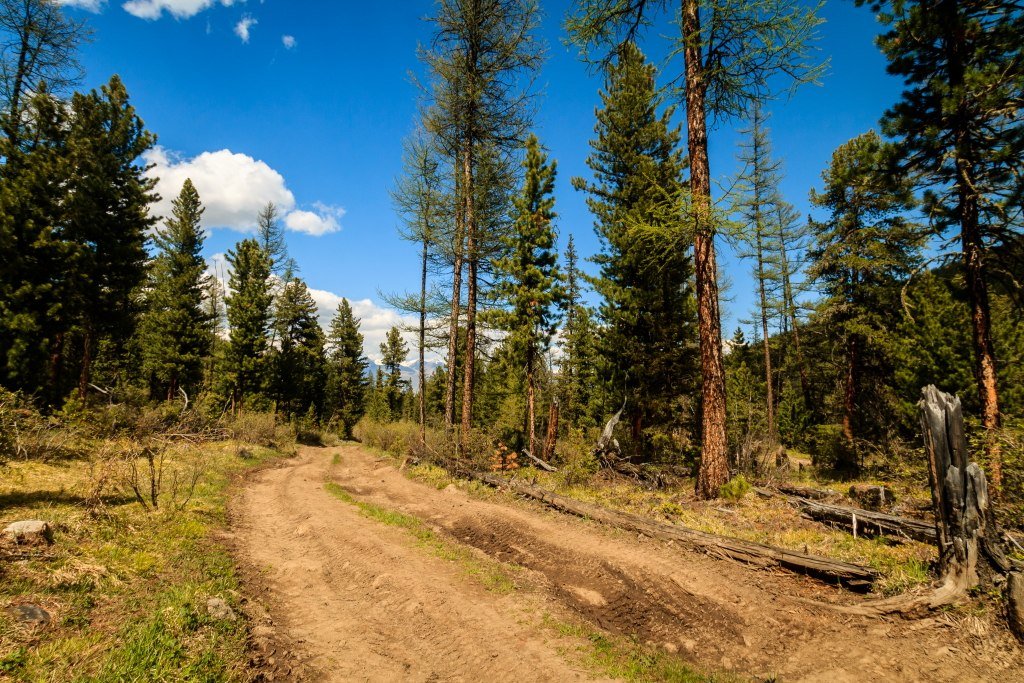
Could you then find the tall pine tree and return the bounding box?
[225,239,273,411]
[574,42,697,457]
[270,273,326,419]
[139,179,212,401]
[493,134,565,454]
[325,299,369,438]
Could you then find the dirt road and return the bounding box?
[233,445,1022,681]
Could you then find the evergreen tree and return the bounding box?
[858,0,1023,489]
[0,0,88,146]
[271,273,326,418]
[574,42,697,457]
[0,89,75,401]
[493,134,565,454]
[325,298,369,438]
[63,75,157,398]
[256,201,289,277]
[559,234,600,429]
[225,239,273,411]
[732,104,783,441]
[807,131,922,469]
[421,0,542,450]
[567,0,825,498]
[139,179,212,401]
[380,326,409,422]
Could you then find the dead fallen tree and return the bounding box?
[474,472,879,589]
[756,487,937,544]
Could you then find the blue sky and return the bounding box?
[61,0,904,359]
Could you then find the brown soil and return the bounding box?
[232,445,1023,681]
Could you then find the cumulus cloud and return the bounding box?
[121,0,240,20]
[143,147,344,236]
[308,291,422,361]
[282,35,296,49]
[284,202,344,236]
[233,14,256,43]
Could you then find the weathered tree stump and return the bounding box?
[920,385,1022,640]
[848,484,896,510]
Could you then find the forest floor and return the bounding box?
[233,444,1024,682]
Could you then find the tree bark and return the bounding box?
[444,155,465,434]
[543,398,559,461]
[940,0,1002,494]
[756,231,775,439]
[419,235,428,447]
[683,0,729,499]
[77,327,93,401]
[842,335,857,446]
[460,142,477,452]
[525,343,536,456]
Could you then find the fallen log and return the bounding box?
[522,450,557,473]
[777,483,834,500]
[757,487,937,544]
[475,472,878,589]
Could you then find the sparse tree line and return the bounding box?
[387,0,1023,505]
[1,1,1021,506]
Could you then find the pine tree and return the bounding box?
[732,104,783,441]
[567,0,825,498]
[225,239,273,411]
[493,134,565,454]
[808,131,922,468]
[858,0,1024,490]
[257,201,289,277]
[271,273,326,418]
[325,299,369,438]
[421,0,542,450]
[559,234,600,429]
[379,326,409,422]
[0,89,75,401]
[139,179,213,401]
[574,42,697,456]
[63,75,157,398]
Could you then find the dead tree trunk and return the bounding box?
[920,385,1021,639]
[543,398,559,461]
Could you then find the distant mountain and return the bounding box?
[363,358,443,390]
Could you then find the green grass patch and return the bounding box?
[0,439,288,681]
[543,615,728,683]
[323,482,517,593]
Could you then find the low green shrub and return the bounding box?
[718,474,751,501]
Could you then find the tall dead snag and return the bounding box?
[920,385,1022,639]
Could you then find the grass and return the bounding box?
[323,481,517,594]
[0,439,286,682]
[542,615,731,683]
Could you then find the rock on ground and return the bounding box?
[2,520,52,546]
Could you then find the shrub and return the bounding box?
[224,411,279,448]
[718,474,751,502]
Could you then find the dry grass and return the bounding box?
[0,438,288,681]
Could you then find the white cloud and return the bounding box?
[308,291,422,361]
[145,147,294,232]
[282,35,296,49]
[121,0,240,20]
[284,202,344,236]
[145,147,345,236]
[57,0,106,11]
[233,14,256,43]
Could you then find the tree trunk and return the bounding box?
[755,232,775,439]
[444,155,465,434]
[919,386,1020,637]
[941,0,1002,494]
[525,343,536,456]
[543,398,559,461]
[77,327,93,401]
[419,236,428,447]
[683,0,729,499]
[460,142,477,452]
[777,223,812,412]
[842,335,857,445]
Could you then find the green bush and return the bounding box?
[806,423,857,472]
[718,474,751,501]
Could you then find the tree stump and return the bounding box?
[920,385,1021,640]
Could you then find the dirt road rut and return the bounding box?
[233,445,1022,682]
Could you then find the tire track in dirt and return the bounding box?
[234,448,597,682]
[235,445,1024,682]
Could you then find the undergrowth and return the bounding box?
[0,433,289,681]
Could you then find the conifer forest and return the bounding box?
[1,1,1023,680]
